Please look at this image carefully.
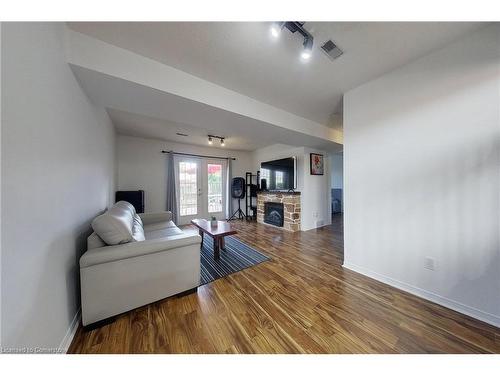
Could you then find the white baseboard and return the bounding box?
[342,261,500,329]
[59,309,81,354]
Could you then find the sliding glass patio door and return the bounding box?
[175,157,227,225]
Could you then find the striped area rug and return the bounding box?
[199,236,270,286]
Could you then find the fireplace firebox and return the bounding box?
[264,202,284,227]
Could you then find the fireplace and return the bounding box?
[264,202,284,227]
[257,192,301,231]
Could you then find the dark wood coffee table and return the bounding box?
[191,219,237,260]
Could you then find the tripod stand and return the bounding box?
[228,198,246,221]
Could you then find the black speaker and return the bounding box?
[260,178,267,191]
[115,190,145,213]
[231,177,246,199]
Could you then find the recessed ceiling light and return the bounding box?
[208,136,213,145]
[220,138,225,146]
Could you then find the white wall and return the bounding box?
[117,135,253,214]
[331,152,343,189]
[343,24,500,326]
[0,22,3,347]
[302,147,332,231]
[1,23,116,350]
[252,144,332,231]
[330,152,343,213]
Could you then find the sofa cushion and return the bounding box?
[87,232,106,250]
[138,211,173,225]
[115,200,136,216]
[133,214,143,228]
[143,220,178,232]
[144,220,183,240]
[91,204,135,245]
[132,219,146,242]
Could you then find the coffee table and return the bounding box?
[191,219,237,260]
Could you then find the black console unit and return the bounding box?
[115,190,145,213]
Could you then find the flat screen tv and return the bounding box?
[260,157,296,191]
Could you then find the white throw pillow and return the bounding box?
[91,204,135,245]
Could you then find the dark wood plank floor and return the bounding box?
[68,216,500,353]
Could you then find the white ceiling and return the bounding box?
[107,108,277,151]
[69,60,343,152]
[68,22,485,128]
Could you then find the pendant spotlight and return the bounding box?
[270,22,285,38]
[269,22,314,61]
[208,135,225,147]
[301,35,313,60]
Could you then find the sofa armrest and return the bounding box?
[80,232,201,268]
[138,211,173,225]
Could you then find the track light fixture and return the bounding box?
[301,35,313,60]
[208,135,225,147]
[270,22,285,38]
[269,22,314,61]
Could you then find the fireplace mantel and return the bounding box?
[257,191,301,196]
[257,191,301,232]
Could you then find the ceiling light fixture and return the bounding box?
[208,135,225,147]
[301,35,313,60]
[270,22,314,61]
[270,22,285,38]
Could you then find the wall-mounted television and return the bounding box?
[260,157,296,191]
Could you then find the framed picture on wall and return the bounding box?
[310,153,324,175]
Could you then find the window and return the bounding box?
[261,168,270,187]
[207,163,223,213]
[179,161,198,216]
[275,171,284,189]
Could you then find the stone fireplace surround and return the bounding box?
[257,191,301,232]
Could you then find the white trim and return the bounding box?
[59,309,81,354]
[342,261,500,329]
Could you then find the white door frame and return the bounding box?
[175,156,202,225]
[204,158,227,221]
[174,156,227,225]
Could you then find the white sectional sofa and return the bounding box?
[80,201,201,326]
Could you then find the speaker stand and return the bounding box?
[228,199,246,221]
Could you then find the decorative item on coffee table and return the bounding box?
[210,216,217,228]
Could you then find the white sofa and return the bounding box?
[80,201,201,326]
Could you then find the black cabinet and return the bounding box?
[115,190,145,213]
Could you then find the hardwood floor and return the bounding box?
[68,216,500,353]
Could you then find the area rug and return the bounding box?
[199,236,270,286]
